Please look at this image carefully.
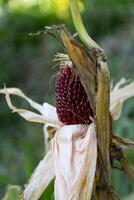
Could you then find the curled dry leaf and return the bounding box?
[0,87,62,128]
[113,135,134,148]
[119,156,134,182]
[110,81,134,120]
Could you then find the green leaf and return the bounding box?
[40,179,54,200]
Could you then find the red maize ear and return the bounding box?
[56,65,93,125]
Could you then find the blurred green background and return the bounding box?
[0,0,134,199]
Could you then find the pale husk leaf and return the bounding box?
[0,87,43,113]
[52,123,97,200]
[1,87,62,127]
[112,78,127,92]
[110,81,134,120]
[23,151,55,200]
[0,88,58,121]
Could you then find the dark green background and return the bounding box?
[0,0,134,199]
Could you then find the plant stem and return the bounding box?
[70,0,101,51]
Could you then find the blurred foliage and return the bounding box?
[2,185,21,200]
[124,193,134,200]
[0,0,134,199]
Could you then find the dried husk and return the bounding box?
[52,123,97,200]
[96,60,111,185]
[59,27,96,112]
[23,151,54,200]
